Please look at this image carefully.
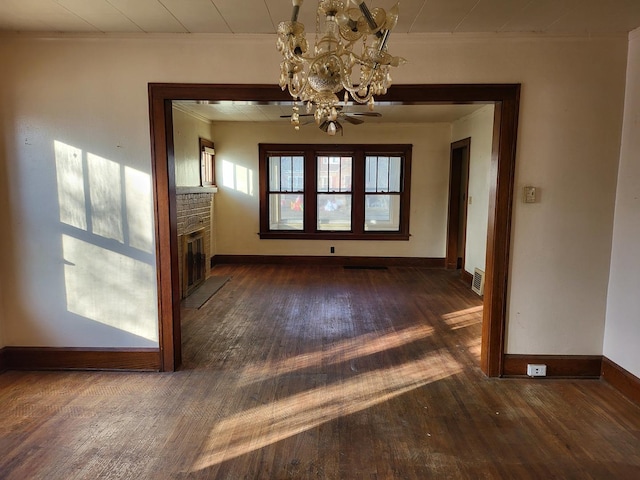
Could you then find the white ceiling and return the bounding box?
[173,101,488,125]
[1,0,640,35]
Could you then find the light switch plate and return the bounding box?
[524,186,536,203]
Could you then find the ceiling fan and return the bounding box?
[281,106,382,136]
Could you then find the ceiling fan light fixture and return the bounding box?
[277,0,405,135]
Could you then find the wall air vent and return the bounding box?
[472,268,485,296]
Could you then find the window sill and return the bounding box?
[259,232,410,241]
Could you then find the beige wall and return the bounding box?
[0,35,160,347]
[0,63,10,348]
[604,28,640,378]
[173,106,217,257]
[0,116,7,348]
[451,105,494,278]
[172,106,212,187]
[0,173,5,348]
[212,120,451,257]
[0,33,628,356]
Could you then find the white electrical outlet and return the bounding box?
[527,364,547,377]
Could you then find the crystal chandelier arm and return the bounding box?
[355,1,384,38]
[339,29,391,103]
[283,66,309,99]
[277,0,405,134]
[378,29,390,51]
[291,0,303,22]
[342,75,375,104]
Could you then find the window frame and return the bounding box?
[199,138,215,187]
[266,151,306,232]
[259,143,412,240]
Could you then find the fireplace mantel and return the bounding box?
[176,186,218,195]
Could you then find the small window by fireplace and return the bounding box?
[200,138,215,186]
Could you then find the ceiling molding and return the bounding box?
[171,103,212,125]
[0,31,632,41]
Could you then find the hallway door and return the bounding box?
[446,138,471,272]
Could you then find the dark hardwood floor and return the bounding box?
[1,264,639,479]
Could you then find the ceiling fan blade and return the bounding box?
[319,120,329,132]
[280,113,314,118]
[343,115,365,125]
[351,112,382,117]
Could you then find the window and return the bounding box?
[199,138,215,186]
[259,144,411,240]
[317,155,352,232]
[267,154,305,231]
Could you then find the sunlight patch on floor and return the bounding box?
[238,323,435,386]
[192,350,462,471]
[465,336,482,361]
[442,306,483,330]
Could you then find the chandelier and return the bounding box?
[276,0,406,135]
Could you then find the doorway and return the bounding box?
[148,83,520,376]
[446,138,471,275]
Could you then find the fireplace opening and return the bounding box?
[183,228,206,297]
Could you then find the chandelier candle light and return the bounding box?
[276,0,406,135]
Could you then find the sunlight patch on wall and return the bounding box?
[54,141,87,231]
[54,141,154,254]
[62,234,157,341]
[88,153,124,243]
[222,160,235,188]
[54,140,157,343]
[221,159,254,195]
[124,166,153,253]
[235,164,253,195]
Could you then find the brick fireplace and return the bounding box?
[176,187,217,299]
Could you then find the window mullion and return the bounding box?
[352,149,365,235]
[386,157,391,193]
[400,147,411,236]
[259,143,411,240]
[304,148,316,233]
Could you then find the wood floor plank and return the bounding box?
[1,265,640,479]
